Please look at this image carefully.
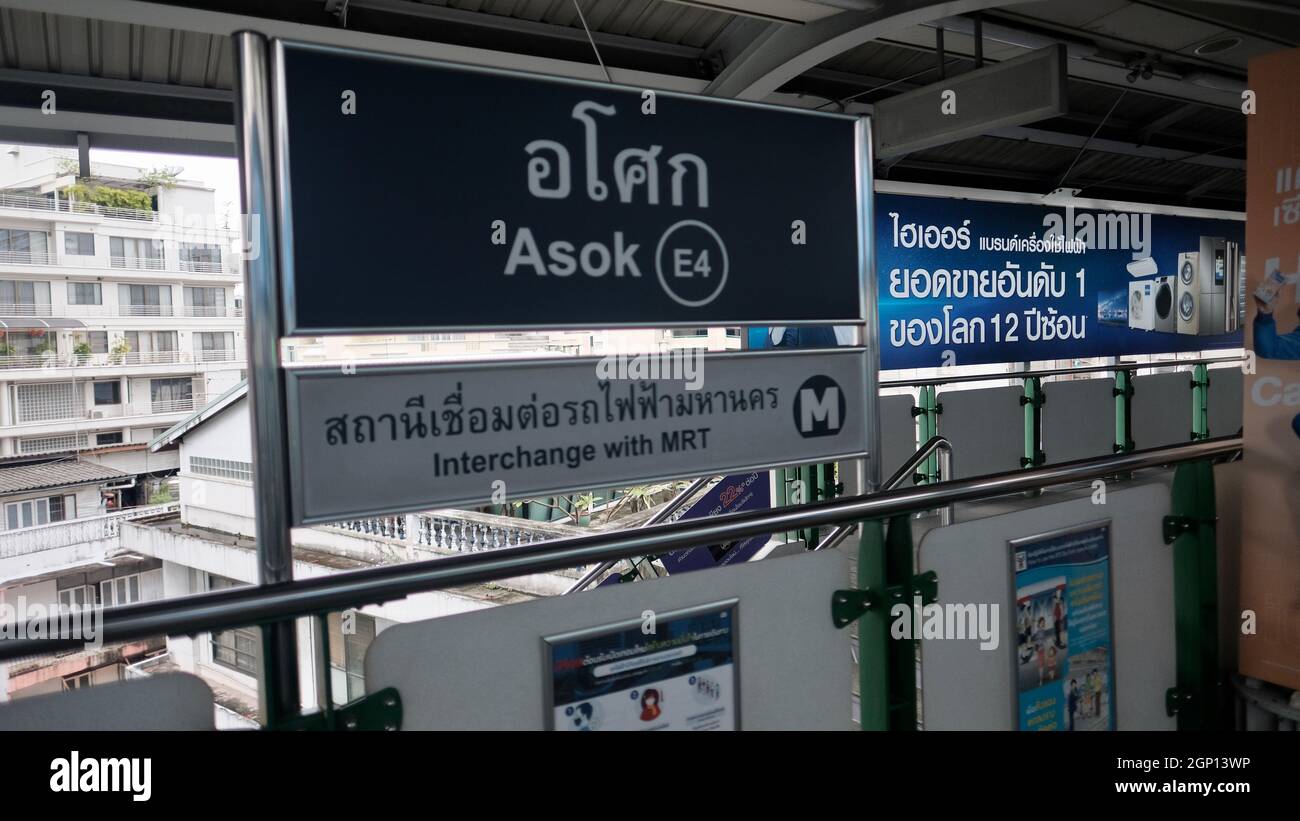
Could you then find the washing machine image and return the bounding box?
[1153,275,1177,332]
[1129,280,1156,331]
[1176,251,1200,335]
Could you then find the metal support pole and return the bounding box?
[1021,376,1045,468]
[885,513,917,730]
[853,113,887,730]
[973,13,984,69]
[857,519,888,730]
[1166,459,1221,728]
[1114,369,1135,453]
[233,31,300,725]
[1191,363,1209,440]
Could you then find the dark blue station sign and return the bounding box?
[273,40,865,334]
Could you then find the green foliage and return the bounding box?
[148,486,177,504]
[138,166,182,190]
[65,183,153,211]
[73,341,92,358]
[109,338,131,363]
[0,343,14,357]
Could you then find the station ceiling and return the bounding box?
[1,0,1298,210]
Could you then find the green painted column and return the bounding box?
[884,513,917,730]
[1190,364,1210,441]
[857,519,889,730]
[1167,459,1221,729]
[1113,369,1135,453]
[1021,377,1045,468]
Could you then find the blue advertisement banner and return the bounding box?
[877,193,1245,369]
[596,472,772,587]
[659,472,772,574]
[1012,522,1114,732]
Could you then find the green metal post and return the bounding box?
[1166,459,1221,729]
[857,519,889,730]
[1190,364,1210,441]
[1021,377,1045,468]
[884,513,917,730]
[917,386,941,483]
[1113,370,1135,453]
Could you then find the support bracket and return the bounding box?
[1162,514,1216,545]
[272,687,402,731]
[832,571,938,629]
[1165,686,1192,717]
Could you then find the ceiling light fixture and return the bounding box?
[1193,36,1242,56]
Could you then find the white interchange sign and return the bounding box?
[285,349,867,525]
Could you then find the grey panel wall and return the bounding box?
[936,386,1024,479]
[918,481,1176,730]
[1042,378,1115,464]
[0,673,215,730]
[1132,372,1192,449]
[365,549,852,730]
[1207,367,1243,437]
[879,393,919,482]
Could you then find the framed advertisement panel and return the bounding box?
[543,600,740,731]
[1009,520,1116,731]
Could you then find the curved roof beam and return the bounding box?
[705,0,1028,100]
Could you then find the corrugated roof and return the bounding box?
[149,379,247,452]
[0,459,127,496]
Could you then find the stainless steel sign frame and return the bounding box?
[285,348,869,525]
[270,39,866,335]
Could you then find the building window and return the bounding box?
[0,280,52,315]
[17,434,87,455]
[190,456,253,482]
[64,232,95,256]
[4,494,73,530]
[183,286,226,316]
[149,377,193,412]
[179,243,222,272]
[67,282,102,305]
[15,381,81,423]
[670,328,708,338]
[93,381,121,405]
[63,672,93,690]
[118,284,172,316]
[208,576,259,676]
[58,586,92,609]
[74,331,109,354]
[124,330,178,359]
[328,611,376,703]
[96,431,123,446]
[99,574,140,607]
[194,332,234,361]
[109,237,163,269]
[0,228,50,261]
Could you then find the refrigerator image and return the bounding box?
[1197,236,1239,335]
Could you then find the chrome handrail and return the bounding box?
[0,436,1239,662]
[563,475,714,594]
[879,355,1246,389]
[813,435,956,552]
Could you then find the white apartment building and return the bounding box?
[0,145,245,506]
[0,382,595,723]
